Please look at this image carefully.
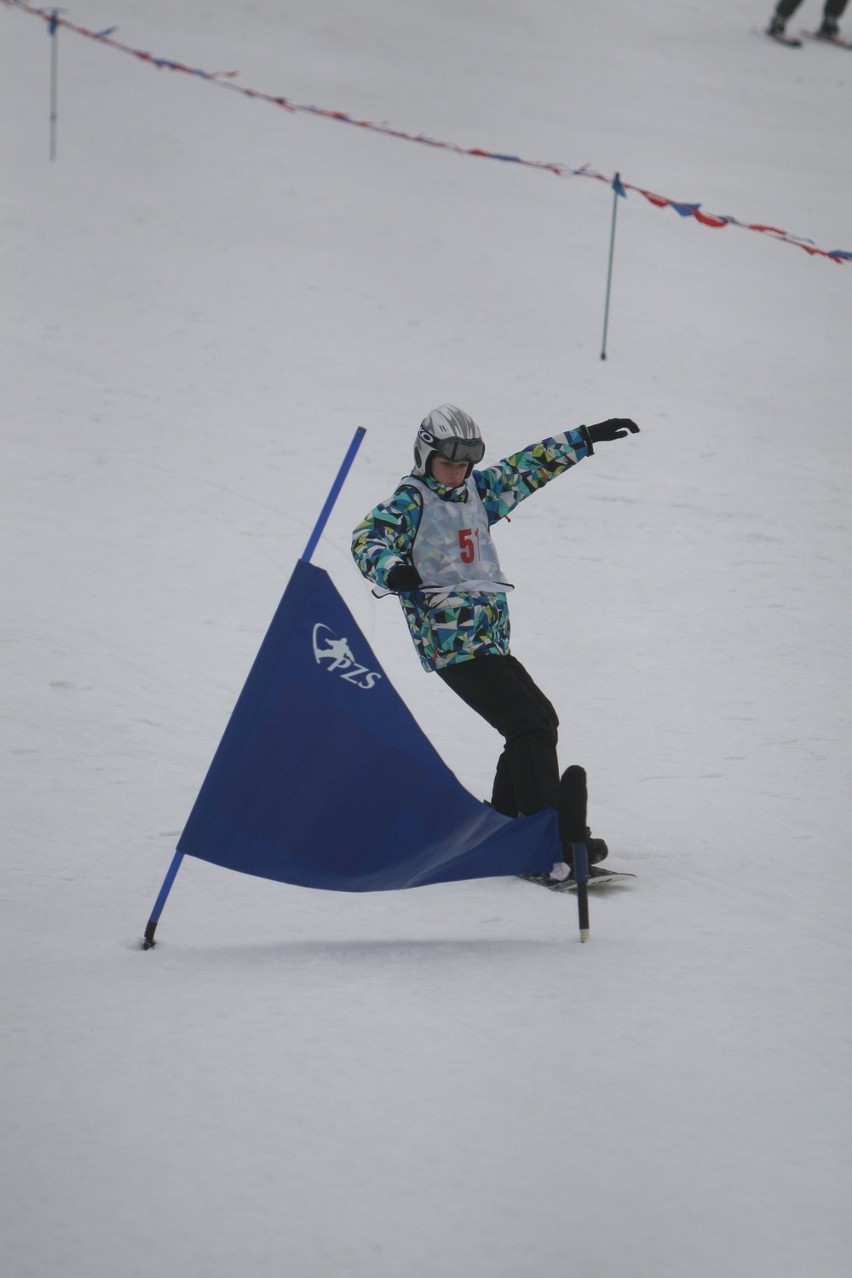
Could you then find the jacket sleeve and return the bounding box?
[351,485,423,590]
[473,428,592,522]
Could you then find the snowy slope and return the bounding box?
[2,2,851,1276]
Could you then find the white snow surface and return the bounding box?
[2,2,851,1275]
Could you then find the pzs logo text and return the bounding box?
[312,624,382,690]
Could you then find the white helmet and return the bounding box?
[413,404,485,478]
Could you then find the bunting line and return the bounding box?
[5,0,850,265]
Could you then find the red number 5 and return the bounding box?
[458,528,476,564]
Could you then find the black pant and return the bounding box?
[437,653,561,819]
[775,0,847,19]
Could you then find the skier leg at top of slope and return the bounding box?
[767,0,848,39]
[351,404,640,880]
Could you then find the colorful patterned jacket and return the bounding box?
[351,429,592,671]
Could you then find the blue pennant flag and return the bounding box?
[177,560,558,891]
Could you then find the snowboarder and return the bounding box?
[351,405,639,881]
[767,0,848,40]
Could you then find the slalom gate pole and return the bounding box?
[140,426,367,949]
[600,172,621,361]
[49,11,60,161]
[300,426,366,563]
[572,841,590,943]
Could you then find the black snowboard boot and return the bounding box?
[558,765,609,866]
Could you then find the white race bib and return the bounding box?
[407,477,513,595]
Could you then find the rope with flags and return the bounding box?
[4,0,850,265]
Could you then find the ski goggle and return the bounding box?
[420,429,485,465]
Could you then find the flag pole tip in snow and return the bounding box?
[577,887,590,941]
[139,848,184,952]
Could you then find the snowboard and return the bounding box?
[519,867,636,893]
[766,30,803,46]
[801,30,852,48]
[754,26,802,46]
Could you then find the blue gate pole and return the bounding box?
[141,426,367,949]
[301,426,366,563]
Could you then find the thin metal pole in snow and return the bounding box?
[140,426,368,949]
[49,11,61,161]
[600,173,622,361]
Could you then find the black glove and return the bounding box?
[387,563,422,593]
[582,418,640,447]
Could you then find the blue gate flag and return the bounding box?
[177,560,559,891]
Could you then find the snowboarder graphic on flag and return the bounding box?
[352,404,639,888]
